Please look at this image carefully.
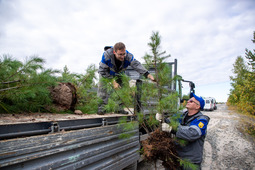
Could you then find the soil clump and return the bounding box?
[142,128,180,169]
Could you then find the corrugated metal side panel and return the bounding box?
[0,123,139,170]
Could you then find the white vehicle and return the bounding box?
[210,97,217,110]
[204,97,214,111]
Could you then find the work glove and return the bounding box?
[156,113,172,123]
[155,113,162,122]
[162,123,172,133]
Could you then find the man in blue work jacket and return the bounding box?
[158,93,210,170]
[97,42,154,115]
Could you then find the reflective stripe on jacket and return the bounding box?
[176,111,210,164]
[98,47,148,78]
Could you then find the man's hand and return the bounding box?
[147,74,155,82]
[162,123,172,133]
[113,80,120,89]
[155,113,162,122]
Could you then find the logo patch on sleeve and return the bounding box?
[198,122,204,128]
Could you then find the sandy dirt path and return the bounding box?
[138,104,255,170]
[202,104,255,170]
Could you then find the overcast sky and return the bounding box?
[0,0,254,102]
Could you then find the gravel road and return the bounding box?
[202,104,255,170]
[138,104,255,170]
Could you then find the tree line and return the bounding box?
[228,31,255,116]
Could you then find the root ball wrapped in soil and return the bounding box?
[142,128,180,169]
[50,82,77,111]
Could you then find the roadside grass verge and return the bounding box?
[228,105,255,142]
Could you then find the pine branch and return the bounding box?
[141,121,151,135]
[0,81,55,92]
[0,102,9,113]
[105,77,156,135]
[111,85,134,114]
[0,86,21,92]
[4,57,44,81]
[1,80,21,84]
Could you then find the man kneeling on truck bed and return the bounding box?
[157,93,210,170]
[97,42,154,115]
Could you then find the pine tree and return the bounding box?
[241,31,255,115]
[75,64,99,114]
[59,64,99,114]
[142,31,179,116]
[97,31,198,169]
[228,31,255,115]
[100,74,136,113]
[229,56,248,104]
[140,31,193,169]
[0,55,59,113]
